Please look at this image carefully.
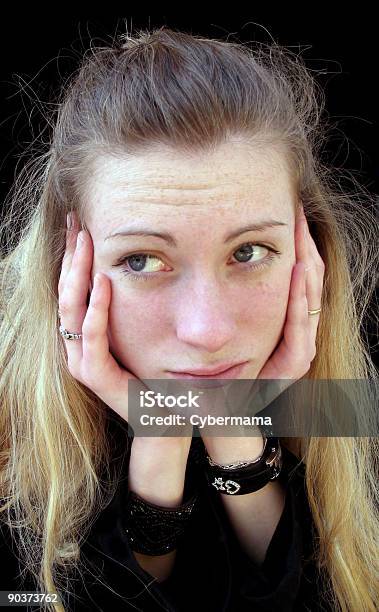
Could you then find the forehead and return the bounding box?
[83,141,295,233]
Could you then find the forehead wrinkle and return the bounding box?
[86,147,284,197]
[84,147,295,229]
[92,174,282,209]
[91,177,268,201]
[89,155,227,189]
[109,194,241,207]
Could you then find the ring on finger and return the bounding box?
[58,309,83,340]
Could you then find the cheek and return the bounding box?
[105,283,169,374]
[107,284,169,341]
[241,278,290,360]
[243,276,289,321]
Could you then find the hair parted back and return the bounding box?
[0,24,378,612]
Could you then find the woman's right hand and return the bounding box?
[58,212,194,583]
[58,211,193,453]
[58,211,141,425]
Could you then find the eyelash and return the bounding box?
[112,242,281,282]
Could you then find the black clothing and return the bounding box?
[0,430,332,611]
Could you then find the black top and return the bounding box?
[0,429,333,611]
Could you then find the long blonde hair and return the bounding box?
[0,25,378,611]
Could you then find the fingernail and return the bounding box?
[77,231,84,248]
[67,213,72,230]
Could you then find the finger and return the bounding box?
[295,205,311,267]
[296,205,315,316]
[297,206,323,299]
[58,229,93,370]
[298,206,325,276]
[58,212,80,294]
[298,206,324,355]
[81,272,114,383]
[304,217,326,272]
[304,221,324,340]
[283,261,308,359]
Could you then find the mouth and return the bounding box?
[167,361,248,379]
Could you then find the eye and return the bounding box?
[230,242,281,272]
[112,242,281,282]
[112,253,167,282]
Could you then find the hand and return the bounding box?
[256,204,325,383]
[58,212,192,450]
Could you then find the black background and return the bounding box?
[0,16,378,365]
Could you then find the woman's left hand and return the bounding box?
[256,204,325,382]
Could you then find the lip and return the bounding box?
[167,361,248,379]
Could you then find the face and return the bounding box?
[83,140,297,381]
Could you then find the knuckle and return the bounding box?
[58,300,72,316]
[301,345,311,363]
[292,351,306,370]
[61,275,74,294]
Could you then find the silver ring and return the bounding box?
[59,324,83,340]
[308,308,321,316]
[58,310,82,340]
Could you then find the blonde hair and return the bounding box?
[1,25,378,611]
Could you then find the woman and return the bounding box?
[0,25,378,611]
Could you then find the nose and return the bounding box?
[174,279,238,353]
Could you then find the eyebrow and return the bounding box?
[104,219,287,247]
